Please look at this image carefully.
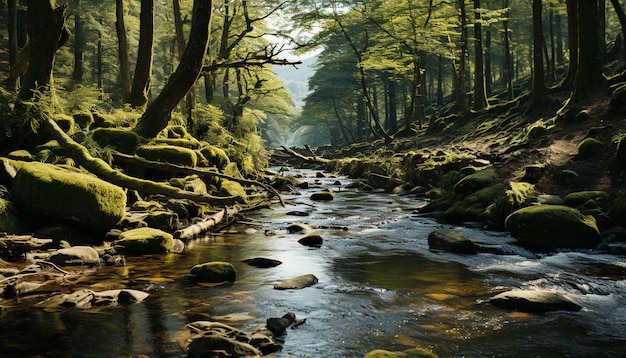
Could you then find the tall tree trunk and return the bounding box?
[610,0,626,61]
[7,0,19,90]
[562,0,578,89]
[72,0,84,84]
[17,2,70,103]
[437,54,444,105]
[128,0,154,108]
[97,36,103,89]
[457,0,470,118]
[485,25,492,95]
[503,0,513,100]
[600,0,606,64]
[572,0,605,101]
[472,0,488,110]
[527,0,549,113]
[133,0,213,138]
[173,0,197,136]
[388,78,398,133]
[116,0,131,103]
[555,4,564,64]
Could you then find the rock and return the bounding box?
[364,348,439,358]
[60,289,95,309]
[366,173,402,191]
[286,210,310,217]
[219,179,247,202]
[190,262,237,283]
[47,246,100,266]
[554,169,579,187]
[92,289,149,306]
[117,289,150,303]
[505,205,600,249]
[564,191,609,208]
[616,135,626,166]
[453,168,497,195]
[117,227,174,254]
[427,229,478,254]
[266,312,296,336]
[536,194,564,205]
[287,223,314,233]
[144,210,179,231]
[187,334,262,358]
[136,144,198,167]
[577,138,603,158]
[310,191,334,201]
[241,257,282,268]
[489,290,582,313]
[90,128,140,153]
[274,274,318,290]
[298,233,323,247]
[10,161,126,232]
[522,164,545,183]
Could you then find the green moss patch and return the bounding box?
[136,144,198,167]
[564,191,609,208]
[577,138,603,158]
[199,145,230,170]
[453,168,498,195]
[117,227,173,254]
[218,179,247,202]
[91,128,141,153]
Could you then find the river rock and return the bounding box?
[190,261,237,283]
[9,161,126,232]
[453,168,497,195]
[287,223,314,233]
[364,348,439,358]
[505,205,600,249]
[117,227,174,254]
[298,232,323,247]
[274,274,318,290]
[47,246,100,266]
[186,321,264,358]
[266,312,296,336]
[427,229,478,254]
[366,173,402,191]
[310,191,334,201]
[489,290,582,313]
[241,257,282,268]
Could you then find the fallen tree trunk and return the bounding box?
[174,207,231,240]
[111,151,284,206]
[280,146,331,164]
[42,117,239,205]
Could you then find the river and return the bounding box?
[1,168,625,357]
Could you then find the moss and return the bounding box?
[136,144,198,167]
[564,191,609,208]
[577,138,603,158]
[117,227,173,254]
[505,205,600,249]
[7,150,34,161]
[272,175,302,191]
[190,261,236,283]
[0,197,23,233]
[218,179,247,202]
[453,167,498,195]
[53,114,75,134]
[72,112,94,130]
[199,145,230,170]
[490,182,539,223]
[150,137,202,149]
[91,128,141,153]
[445,184,504,223]
[10,161,126,231]
[363,348,439,358]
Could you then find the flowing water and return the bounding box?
[1,168,626,357]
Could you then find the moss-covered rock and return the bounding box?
[427,229,478,254]
[151,137,202,149]
[0,197,23,233]
[117,227,173,254]
[199,145,230,170]
[444,184,504,223]
[7,150,34,161]
[505,205,600,249]
[91,128,141,153]
[363,348,439,358]
[490,182,539,223]
[11,161,126,231]
[53,114,75,134]
[136,144,197,167]
[298,232,323,247]
[72,112,94,130]
[218,179,247,202]
[190,261,237,283]
[609,82,626,114]
[310,191,334,201]
[453,168,498,195]
[564,191,609,208]
[577,138,603,158]
[610,193,626,227]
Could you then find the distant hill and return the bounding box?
[272,55,317,108]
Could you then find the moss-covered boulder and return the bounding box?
[72,112,94,130]
[136,144,198,167]
[0,197,23,233]
[190,261,237,283]
[564,191,609,208]
[453,168,498,195]
[199,145,230,170]
[298,232,323,247]
[219,179,247,202]
[490,182,539,223]
[444,184,504,223]
[427,229,478,254]
[505,205,600,249]
[364,348,439,358]
[577,138,603,158]
[7,150,34,161]
[52,114,75,134]
[10,161,126,231]
[91,128,141,153]
[117,227,173,254]
[310,191,334,201]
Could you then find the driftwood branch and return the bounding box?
[280,146,331,164]
[42,117,239,205]
[174,207,231,240]
[111,151,284,206]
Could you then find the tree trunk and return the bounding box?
[133,0,213,138]
[485,26,492,95]
[437,54,444,105]
[457,0,470,118]
[17,2,70,103]
[173,0,197,136]
[72,0,84,84]
[555,4,564,64]
[472,0,488,110]
[128,0,154,108]
[503,0,513,100]
[610,0,626,61]
[572,0,605,101]
[388,78,398,133]
[116,0,131,103]
[527,0,549,113]
[7,0,19,90]
[562,0,578,89]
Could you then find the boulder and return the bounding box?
[564,191,609,208]
[364,348,439,358]
[198,145,230,170]
[117,227,174,254]
[190,261,237,283]
[577,138,603,158]
[90,128,140,153]
[135,144,198,167]
[453,168,497,195]
[427,229,478,254]
[489,290,582,313]
[187,333,261,358]
[266,312,296,336]
[505,205,600,249]
[298,232,323,247]
[310,191,334,201]
[241,257,282,268]
[10,161,126,232]
[47,246,100,266]
[219,179,247,202]
[274,274,318,290]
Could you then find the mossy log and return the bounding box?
[112,151,283,206]
[174,207,233,240]
[41,117,239,205]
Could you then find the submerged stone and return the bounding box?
[364,348,439,358]
[190,261,237,283]
[489,290,582,313]
[274,274,318,290]
[117,227,174,254]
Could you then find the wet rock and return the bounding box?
[453,168,497,195]
[242,257,282,268]
[274,274,318,290]
[523,164,545,183]
[489,290,582,313]
[427,229,478,254]
[144,210,180,231]
[505,205,600,249]
[266,312,296,336]
[190,261,237,283]
[366,173,402,191]
[287,223,314,233]
[187,332,262,358]
[554,169,579,187]
[59,289,95,309]
[47,246,100,266]
[364,348,439,358]
[310,191,333,201]
[286,210,310,217]
[117,289,150,303]
[298,233,323,247]
[117,227,174,254]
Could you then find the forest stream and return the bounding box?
[1,168,625,357]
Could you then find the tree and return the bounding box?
[115,0,132,103]
[526,0,549,113]
[472,0,489,110]
[571,0,605,101]
[128,0,154,108]
[133,0,213,138]
[72,0,85,83]
[7,0,19,90]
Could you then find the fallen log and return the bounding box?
[111,151,284,206]
[280,146,331,164]
[174,207,232,240]
[41,117,239,205]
